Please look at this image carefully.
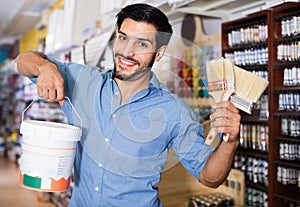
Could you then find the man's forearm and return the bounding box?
[200,140,239,188]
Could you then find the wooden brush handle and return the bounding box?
[205,128,229,145]
[205,128,221,148]
[221,89,234,142]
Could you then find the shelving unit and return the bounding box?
[221,2,300,207]
[269,3,300,207]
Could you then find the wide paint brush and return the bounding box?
[230,66,269,114]
[205,58,235,146]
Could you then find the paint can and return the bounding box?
[19,97,82,192]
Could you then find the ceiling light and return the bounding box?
[22,10,41,17]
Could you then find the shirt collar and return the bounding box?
[148,72,161,89]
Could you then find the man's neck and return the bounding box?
[114,72,151,105]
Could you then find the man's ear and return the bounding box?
[155,46,167,62]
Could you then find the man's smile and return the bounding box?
[118,56,140,68]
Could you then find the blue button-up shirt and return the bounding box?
[39,57,214,207]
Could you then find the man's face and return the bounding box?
[113,18,158,81]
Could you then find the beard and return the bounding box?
[113,53,156,81]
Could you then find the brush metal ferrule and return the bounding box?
[226,79,235,91]
[208,79,227,92]
[230,93,253,113]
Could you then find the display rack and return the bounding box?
[222,2,300,207]
[269,3,300,207]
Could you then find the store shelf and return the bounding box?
[274,160,300,169]
[223,41,268,52]
[236,148,268,160]
[246,180,268,192]
[239,110,268,124]
[273,112,300,117]
[274,191,300,204]
[222,2,300,207]
[274,136,300,143]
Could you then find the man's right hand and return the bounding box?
[36,61,65,101]
[15,51,65,102]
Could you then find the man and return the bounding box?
[16,3,240,207]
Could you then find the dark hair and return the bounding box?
[116,3,173,49]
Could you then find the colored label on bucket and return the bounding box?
[23,174,43,189]
[19,172,71,192]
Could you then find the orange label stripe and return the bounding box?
[22,141,76,151]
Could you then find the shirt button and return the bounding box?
[98,163,103,167]
[95,186,99,191]
[104,138,110,143]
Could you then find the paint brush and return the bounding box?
[220,59,235,141]
[230,66,269,114]
[204,60,269,147]
[205,58,235,145]
[206,59,226,103]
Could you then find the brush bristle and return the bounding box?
[206,59,224,82]
[223,59,234,80]
[232,66,269,113]
[223,59,235,91]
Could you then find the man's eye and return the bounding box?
[119,35,126,41]
[139,42,148,48]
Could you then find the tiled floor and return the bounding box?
[0,157,55,207]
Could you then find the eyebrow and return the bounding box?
[118,30,153,45]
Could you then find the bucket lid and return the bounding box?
[20,120,81,142]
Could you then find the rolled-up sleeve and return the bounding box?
[170,100,215,180]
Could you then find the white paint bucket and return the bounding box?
[19,97,82,192]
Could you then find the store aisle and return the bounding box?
[0,157,55,207]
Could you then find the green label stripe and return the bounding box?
[23,174,42,189]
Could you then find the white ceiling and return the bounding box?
[0,0,293,47]
[0,0,56,46]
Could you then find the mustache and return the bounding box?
[115,53,140,66]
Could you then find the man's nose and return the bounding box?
[122,41,135,57]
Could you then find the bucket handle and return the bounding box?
[21,96,82,131]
